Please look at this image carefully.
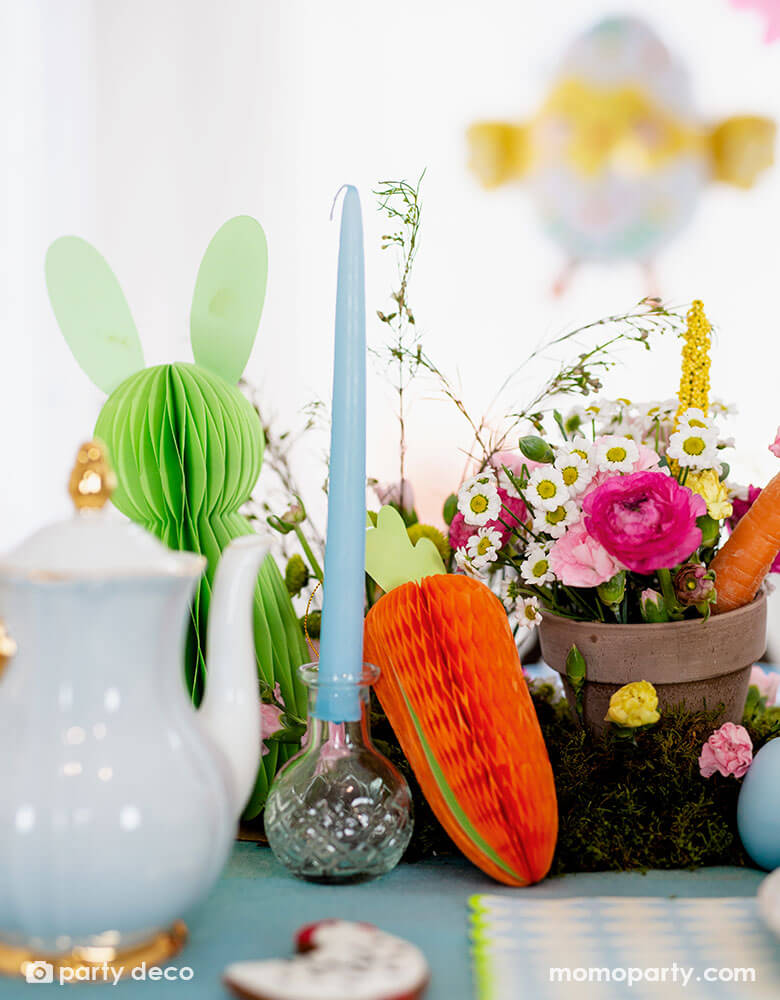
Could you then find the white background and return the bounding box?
[2,0,780,551]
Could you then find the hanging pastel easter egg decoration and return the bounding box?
[730,0,780,42]
[468,16,775,282]
[737,737,780,870]
[45,219,309,819]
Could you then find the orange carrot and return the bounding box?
[711,471,780,613]
[364,505,557,885]
[364,574,558,886]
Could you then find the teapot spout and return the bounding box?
[200,535,268,817]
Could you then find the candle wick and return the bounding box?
[329,184,353,221]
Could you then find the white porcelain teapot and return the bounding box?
[0,442,266,973]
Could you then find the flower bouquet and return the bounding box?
[259,175,780,874]
[448,302,771,732]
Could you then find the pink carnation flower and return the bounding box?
[699,722,753,779]
[750,665,780,705]
[549,521,623,587]
[770,427,780,459]
[583,470,706,574]
[448,511,473,551]
[260,683,285,757]
[633,442,662,472]
[729,486,780,573]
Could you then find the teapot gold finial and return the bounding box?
[68,439,117,511]
[0,622,16,679]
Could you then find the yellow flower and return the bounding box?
[605,681,660,728]
[675,300,712,426]
[686,468,733,520]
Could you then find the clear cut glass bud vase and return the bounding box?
[264,663,413,883]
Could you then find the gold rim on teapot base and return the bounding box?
[0,921,188,982]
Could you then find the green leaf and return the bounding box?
[442,493,458,525]
[566,644,587,720]
[46,236,145,393]
[190,216,268,384]
[365,505,445,593]
[553,409,568,441]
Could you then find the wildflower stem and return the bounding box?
[293,525,324,583]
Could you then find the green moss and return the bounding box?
[380,681,780,871]
[533,686,780,873]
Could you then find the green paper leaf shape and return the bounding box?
[190,216,268,384]
[45,237,144,393]
[365,505,445,593]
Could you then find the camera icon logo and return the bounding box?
[25,960,54,984]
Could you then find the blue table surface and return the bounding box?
[4,845,766,998]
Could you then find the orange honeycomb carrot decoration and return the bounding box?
[364,506,557,886]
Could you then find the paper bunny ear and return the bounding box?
[190,215,268,384]
[45,237,145,394]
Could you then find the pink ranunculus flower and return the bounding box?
[728,485,780,573]
[698,722,753,779]
[260,683,285,757]
[549,521,623,587]
[770,427,780,459]
[750,665,780,705]
[583,471,706,574]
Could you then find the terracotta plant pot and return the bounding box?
[538,594,767,736]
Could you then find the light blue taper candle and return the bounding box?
[316,185,366,722]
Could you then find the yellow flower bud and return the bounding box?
[605,680,661,729]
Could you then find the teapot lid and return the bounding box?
[0,441,205,581]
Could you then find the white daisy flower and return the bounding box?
[516,596,543,630]
[454,548,482,578]
[457,471,501,526]
[520,543,554,585]
[725,480,750,502]
[677,407,714,432]
[594,436,639,474]
[554,449,594,497]
[557,438,592,464]
[527,466,569,512]
[532,499,580,539]
[709,399,737,417]
[667,426,719,469]
[466,526,503,569]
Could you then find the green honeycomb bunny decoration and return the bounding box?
[45,217,308,818]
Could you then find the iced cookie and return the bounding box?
[223,919,430,1000]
